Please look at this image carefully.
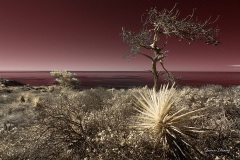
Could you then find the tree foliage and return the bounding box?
[143,6,220,45]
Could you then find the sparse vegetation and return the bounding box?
[0,85,239,159]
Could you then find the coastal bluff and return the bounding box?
[0,77,25,87]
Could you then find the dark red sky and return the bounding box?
[0,0,239,71]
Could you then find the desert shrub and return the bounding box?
[0,127,27,159]
[177,85,240,160]
[197,105,240,160]
[176,86,206,109]
[200,85,223,93]
[0,88,12,94]
[0,94,9,104]
[79,87,113,111]
[21,88,166,159]
[50,70,80,89]
[54,87,114,112]
[0,92,18,104]
[21,92,130,159]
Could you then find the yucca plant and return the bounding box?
[133,84,207,159]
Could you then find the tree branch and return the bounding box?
[138,52,153,60]
[160,41,168,50]
[159,60,171,77]
[140,44,153,50]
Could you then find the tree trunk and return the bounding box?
[152,60,159,92]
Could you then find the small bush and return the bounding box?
[24,91,136,159]
[50,70,80,89]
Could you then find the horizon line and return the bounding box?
[0,70,239,72]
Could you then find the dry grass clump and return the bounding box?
[19,92,35,103]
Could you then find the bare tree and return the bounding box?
[121,5,220,91]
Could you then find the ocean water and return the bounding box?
[0,71,239,89]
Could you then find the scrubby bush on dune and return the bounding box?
[10,88,162,159]
[50,70,80,89]
[175,85,240,159]
[22,89,145,159]
[0,91,18,104]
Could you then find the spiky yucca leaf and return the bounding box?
[133,84,206,159]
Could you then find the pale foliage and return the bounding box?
[50,70,79,89]
[133,84,207,159]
